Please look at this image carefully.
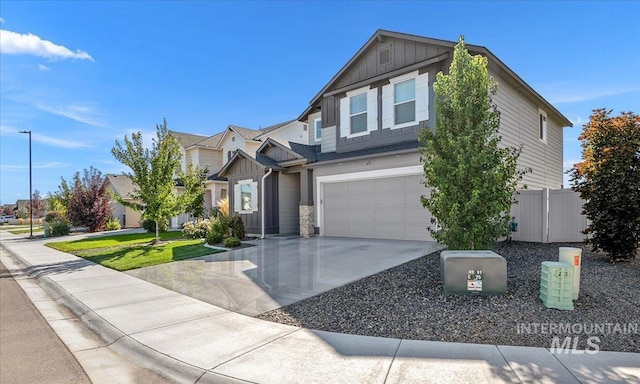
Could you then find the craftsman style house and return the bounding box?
[219,30,571,241]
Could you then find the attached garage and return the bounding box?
[318,166,434,241]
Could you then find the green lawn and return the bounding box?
[7,226,44,235]
[47,231,221,271]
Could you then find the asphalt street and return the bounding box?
[0,259,91,384]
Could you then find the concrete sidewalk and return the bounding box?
[0,231,638,384]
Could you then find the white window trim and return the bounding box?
[314,117,322,141]
[234,178,258,214]
[383,70,429,130]
[348,91,368,137]
[341,85,378,139]
[539,108,548,143]
[316,165,423,237]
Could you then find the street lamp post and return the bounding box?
[18,130,33,239]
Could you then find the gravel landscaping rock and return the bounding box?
[257,241,639,353]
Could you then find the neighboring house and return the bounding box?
[220,29,572,241]
[105,174,142,228]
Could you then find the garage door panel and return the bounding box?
[322,173,432,241]
[348,180,374,194]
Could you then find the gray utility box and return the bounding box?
[440,251,507,295]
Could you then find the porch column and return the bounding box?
[299,168,315,238]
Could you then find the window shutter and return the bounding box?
[233,184,241,212]
[415,72,429,122]
[251,181,259,212]
[367,88,378,132]
[381,83,393,129]
[339,96,350,138]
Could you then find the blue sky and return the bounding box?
[1,1,639,205]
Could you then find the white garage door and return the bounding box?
[322,174,434,241]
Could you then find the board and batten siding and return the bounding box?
[491,70,563,190]
[264,146,298,162]
[225,157,278,234]
[278,172,300,234]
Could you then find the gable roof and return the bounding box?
[106,174,137,199]
[256,137,303,159]
[169,131,209,148]
[298,29,571,127]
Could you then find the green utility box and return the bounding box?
[540,261,574,310]
[440,251,507,295]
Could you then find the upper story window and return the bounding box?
[539,109,547,142]
[394,79,416,124]
[382,70,429,130]
[350,93,368,134]
[314,118,322,141]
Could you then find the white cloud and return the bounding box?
[0,29,94,61]
[538,83,640,105]
[0,125,91,149]
[0,18,5,24]
[38,64,50,71]
[35,102,107,127]
[1,161,71,171]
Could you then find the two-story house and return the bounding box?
[220,30,571,241]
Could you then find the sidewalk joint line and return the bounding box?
[383,338,403,383]
[548,348,582,383]
[495,345,524,384]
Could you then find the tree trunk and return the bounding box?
[155,220,160,243]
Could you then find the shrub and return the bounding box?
[206,230,224,245]
[211,216,229,237]
[105,218,121,231]
[228,216,245,240]
[182,219,211,239]
[142,218,168,233]
[216,197,229,218]
[223,236,241,248]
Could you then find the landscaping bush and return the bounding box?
[105,218,121,231]
[206,230,224,245]
[182,219,211,239]
[44,211,72,237]
[142,218,168,233]
[223,236,241,248]
[211,217,229,237]
[228,216,245,240]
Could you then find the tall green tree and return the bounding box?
[569,109,640,262]
[419,36,529,250]
[181,161,209,219]
[111,118,200,242]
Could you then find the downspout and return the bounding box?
[261,168,273,239]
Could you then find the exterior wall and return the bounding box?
[299,205,315,237]
[278,172,300,234]
[491,70,564,190]
[220,131,245,163]
[209,181,228,206]
[225,157,278,234]
[312,152,423,227]
[264,145,298,162]
[197,148,223,175]
[321,126,336,153]
[266,121,308,145]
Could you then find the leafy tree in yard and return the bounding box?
[419,36,529,250]
[180,161,209,219]
[66,167,112,232]
[111,118,201,243]
[30,190,46,218]
[569,109,640,262]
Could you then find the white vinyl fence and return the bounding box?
[510,188,588,243]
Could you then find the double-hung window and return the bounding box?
[349,93,368,135]
[394,79,416,125]
[234,179,258,213]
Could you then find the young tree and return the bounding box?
[181,161,209,219]
[569,109,640,262]
[66,167,112,232]
[30,190,46,218]
[419,36,529,250]
[111,118,200,243]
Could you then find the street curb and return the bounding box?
[2,243,213,384]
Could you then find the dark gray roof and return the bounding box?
[169,131,209,148]
[277,140,420,165]
[207,173,227,182]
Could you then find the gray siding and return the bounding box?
[264,145,297,162]
[225,157,279,234]
[321,96,337,127]
[321,125,337,153]
[278,172,300,234]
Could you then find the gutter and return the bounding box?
[260,168,273,239]
[305,148,419,168]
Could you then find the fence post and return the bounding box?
[542,188,549,243]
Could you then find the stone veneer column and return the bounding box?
[299,205,315,238]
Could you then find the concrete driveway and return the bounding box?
[126,237,442,316]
